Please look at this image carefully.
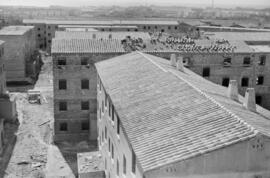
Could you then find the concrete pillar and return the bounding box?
[227,80,238,101]
[243,88,256,112]
[170,54,176,67]
[177,56,184,72]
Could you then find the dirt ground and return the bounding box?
[1,55,100,178]
[3,55,53,178]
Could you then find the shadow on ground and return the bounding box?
[55,140,98,177]
[0,120,19,177]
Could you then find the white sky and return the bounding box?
[0,0,269,8]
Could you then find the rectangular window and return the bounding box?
[109,101,111,117]
[123,155,126,175]
[202,67,210,77]
[257,76,264,85]
[102,131,104,142]
[256,95,262,105]
[241,77,249,87]
[117,116,120,135]
[222,77,230,87]
[81,101,89,110]
[223,57,231,66]
[99,108,101,119]
[81,79,89,89]
[108,138,111,152]
[117,159,119,176]
[57,57,66,65]
[112,105,115,121]
[259,55,266,65]
[102,101,104,113]
[59,101,67,111]
[58,79,67,90]
[81,57,89,65]
[243,57,251,65]
[132,150,136,173]
[105,94,108,107]
[60,122,67,131]
[105,126,107,139]
[81,121,89,130]
[112,144,114,159]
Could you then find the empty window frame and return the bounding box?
[117,159,119,176]
[108,138,111,152]
[241,77,249,87]
[256,76,264,85]
[222,78,230,87]
[59,101,67,111]
[57,57,66,65]
[81,101,89,110]
[117,116,120,135]
[202,67,210,77]
[112,144,114,159]
[81,121,89,130]
[105,126,107,139]
[132,150,136,173]
[81,57,89,65]
[243,57,251,65]
[59,122,68,131]
[112,105,115,121]
[123,155,126,175]
[58,79,67,90]
[81,79,89,89]
[223,57,231,65]
[259,55,266,65]
[256,95,262,105]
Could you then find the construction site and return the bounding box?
[0,54,99,178]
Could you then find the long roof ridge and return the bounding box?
[137,51,258,136]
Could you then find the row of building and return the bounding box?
[23,19,270,52]
[51,31,270,142]
[95,51,270,178]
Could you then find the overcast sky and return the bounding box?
[0,0,269,8]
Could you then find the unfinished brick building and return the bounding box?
[51,38,126,142]
[96,52,270,178]
[0,26,39,83]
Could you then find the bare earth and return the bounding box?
[2,55,99,178]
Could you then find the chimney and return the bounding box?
[243,88,256,112]
[176,56,184,72]
[92,34,96,39]
[170,54,176,67]
[108,34,112,39]
[227,80,238,101]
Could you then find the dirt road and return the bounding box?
[4,56,53,178]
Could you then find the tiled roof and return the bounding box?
[96,52,270,172]
[51,39,126,54]
[0,26,34,35]
[55,31,151,40]
[142,39,254,53]
[205,32,270,42]
[23,19,178,25]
